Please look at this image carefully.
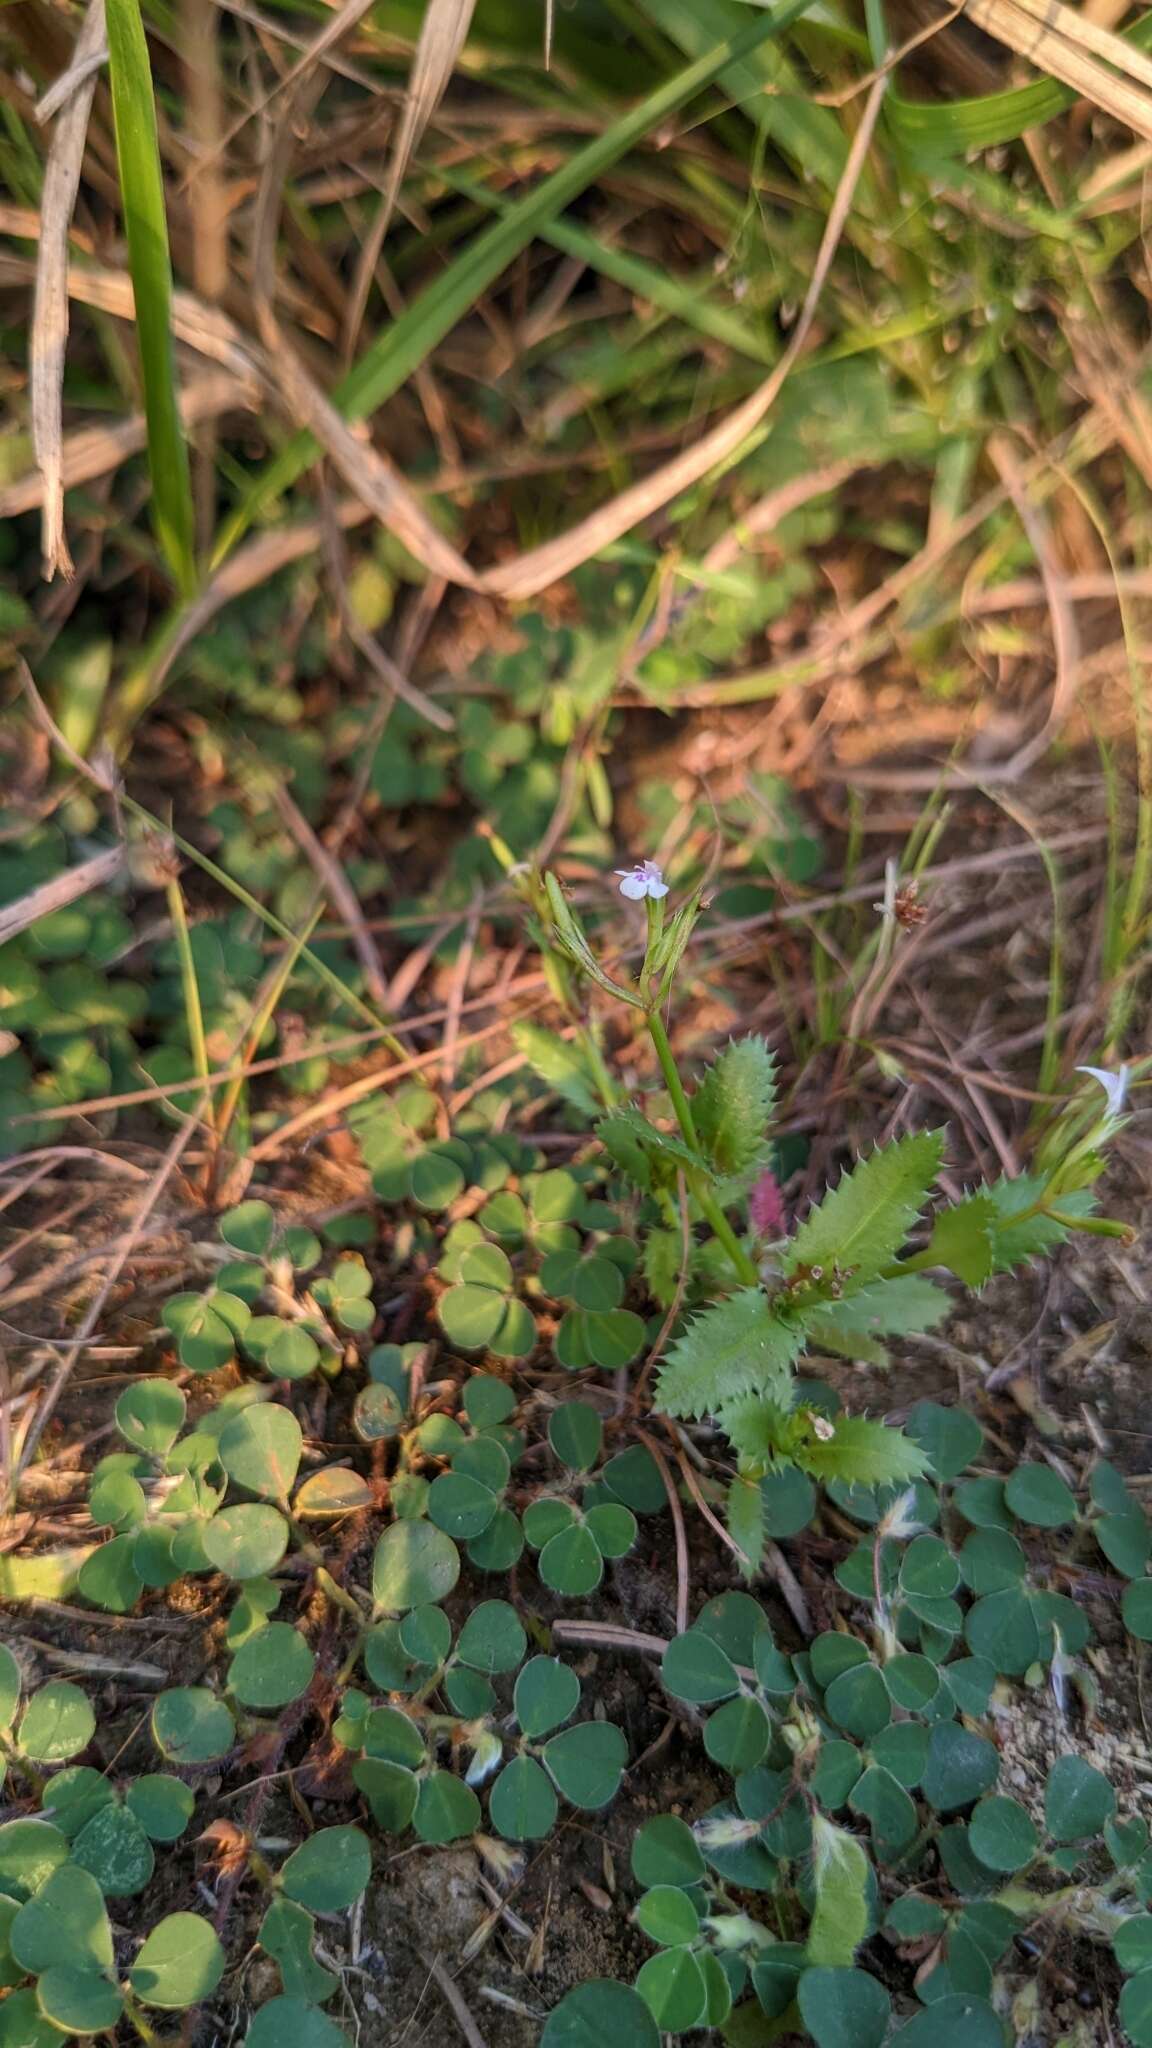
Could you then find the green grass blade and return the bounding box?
[887,7,1152,158]
[630,0,847,190]
[104,0,196,593]
[438,166,774,364]
[211,0,817,564]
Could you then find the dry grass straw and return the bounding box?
[966,0,1152,140]
[31,0,107,579]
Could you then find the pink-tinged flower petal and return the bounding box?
[618,871,649,900]
[749,1167,785,1238]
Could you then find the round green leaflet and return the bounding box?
[41,1768,116,1841]
[219,1199,276,1255]
[1097,1505,1152,1579]
[661,1631,740,1705]
[280,1827,372,1913]
[636,1945,708,2032]
[267,1325,321,1380]
[9,1865,112,1975]
[0,1822,69,1901]
[445,1666,496,1717]
[548,1402,603,1470]
[126,1775,196,1843]
[1123,1579,1152,1641]
[1004,1462,1077,1529]
[543,1721,627,1809]
[631,1816,706,1891]
[294,1468,373,1517]
[798,1968,891,2048]
[967,1796,1039,1873]
[399,1604,452,1666]
[539,1521,603,1596]
[78,1534,143,1613]
[514,1657,581,1739]
[964,1586,1043,1676]
[1044,1755,1116,1842]
[353,1759,419,1832]
[151,1686,235,1764]
[353,1383,405,1442]
[89,1470,147,1531]
[203,1503,289,1579]
[363,1704,426,1769]
[1116,1918,1152,1974]
[257,1897,338,2006]
[372,1521,460,1612]
[523,1497,576,1547]
[36,1966,123,2035]
[463,1375,516,1427]
[810,1633,870,1689]
[467,1506,524,1572]
[824,1664,891,1741]
[922,1724,999,1813]
[905,1401,983,1481]
[0,1896,20,1991]
[72,1804,155,1897]
[114,1378,186,1456]
[761,1465,816,1537]
[413,1771,481,1845]
[634,1886,700,1948]
[439,1282,507,1351]
[163,1291,244,1373]
[229,1623,317,1709]
[704,1696,771,1773]
[17,1682,94,1763]
[958,1527,1027,1595]
[572,1255,625,1312]
[456,1599,526,1674]
[129,1913,226,2010]
[850,1767,917,1861]
[900,1535,960,1599]
[1120,1973,1152,2048]
[245,1995,349,2048]
[0,1644,20,1729]
[427,1471,499,1540]
[888,1993,1006,2046]
[489,1757,559,1841]
[884,1654,947,1716]
[0,1987,65,2048]
[600,1446,665,1514]
[541,1981,659,2047]
[218,1405,303,1502]
[584,1503,637,1559]
[453,1434,511,1494]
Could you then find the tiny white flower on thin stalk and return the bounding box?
[1075,1063,1131,1122]
[615,859,669,901]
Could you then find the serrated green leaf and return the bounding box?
[923,1193,998,1286]
[657,1289,805,1419]
[784,1130,944,1284]
[693,1037,776,1178]
[792,1415,930,1488]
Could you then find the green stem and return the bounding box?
[647,1007,699,1146]
[165,875,211,1119]
[646,1009,759,1286]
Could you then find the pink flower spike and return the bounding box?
[615,859,668,902]
[749,1167,785,1238]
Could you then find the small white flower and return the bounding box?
[1075,1063,1131,1121]
[614,859,669,902]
